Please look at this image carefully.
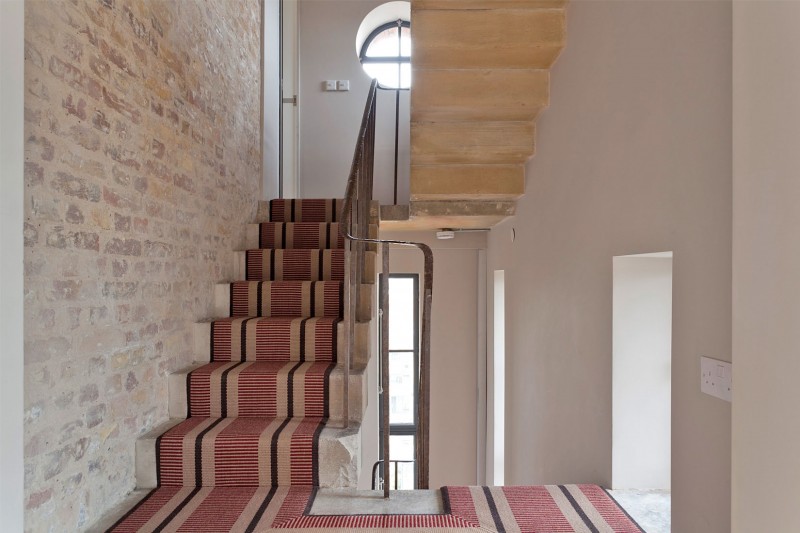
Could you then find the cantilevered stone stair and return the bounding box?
[135,199,376,492]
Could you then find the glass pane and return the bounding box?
[401,27,412,57]
[389,434,414,460]
[389,351,415,424]
[389,277,415,350]
[399,63,412,91]
[366,27,400,58]
[389,435,415,490]
[362,62,402,90]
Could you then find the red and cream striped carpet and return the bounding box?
[108,484,644,532]
[106,199,643,532]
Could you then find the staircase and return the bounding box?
[108,199,375,530]
[383,0,568,230]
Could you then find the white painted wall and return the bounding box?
[612,255,672,490]
[381,230,485,487]
[732,3,800,531]
[487,2,731,531]
[0,0,25,529]
[262,0,280,200]
[297,0,410,203]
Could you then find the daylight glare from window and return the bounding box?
[361,25,411,90]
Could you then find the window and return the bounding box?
[379,274,418,489]
[359,20,411,90]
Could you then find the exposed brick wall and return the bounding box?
[23,1,262,529]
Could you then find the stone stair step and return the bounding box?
[233,250,377,283]
[213,281,373,322]
[193,319,372,366]
[168,362,367,422]
[136,419,361,489]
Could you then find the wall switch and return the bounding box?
[337,80,350,91]
[323,80,337,91]
[701,356,732,402]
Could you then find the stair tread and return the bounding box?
[228,280,343,318]
[210,316,340,363]
[157,416,327,487]
[258,222,345,250]
[245,249,345,282]
[187,361,335,419]
[267,199,344,223]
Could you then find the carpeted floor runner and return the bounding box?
[108,484,644,532]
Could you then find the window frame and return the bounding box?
[358,20,411,90]
[378,273,420,489]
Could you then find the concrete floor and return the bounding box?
[310,488,444,515]
[608,489,671,533]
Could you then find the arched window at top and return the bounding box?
[359,20,411,90]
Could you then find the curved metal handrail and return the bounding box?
[339,79,434,496]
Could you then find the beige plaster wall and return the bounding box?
[487,2,732,531]
[732,3,800,531]
[297,0,410,204]
[23,1,262,529]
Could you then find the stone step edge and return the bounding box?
[168,361,369,423]
[135,419,362,489]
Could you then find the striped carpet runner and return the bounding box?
[108,484,644,532]
[108,199,346,531]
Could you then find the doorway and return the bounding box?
[611,252,672,532]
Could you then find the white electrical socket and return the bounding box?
[337,80,350,91]
[700,356,732,402]
[323,80,336,91]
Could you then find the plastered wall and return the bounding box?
[487,2,732,531]
[23,1,262,529]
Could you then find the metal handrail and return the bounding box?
[371,460,416,491]
[339,79,434,497]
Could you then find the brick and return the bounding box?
[105,145,141,170]
[25,337,71,364]
[111,259,128,277]
[50,280,82,301]
[79,384,99,405]
[27,135,54,161]
[104,238,141,256]
[24,223,39,247]
[62,95,87,120]
[69,125,101,151]
[173,173,194,192]
[102,281,138,298]
[100,39,135,77]
[102,86,142,124]
[125,371,139,392]
[65,204,84,224]
[151,139,165,159]
[92,110,111,134]
[89,55,110,82]
[49,56,85,91]
[51,172,101,202]
[103,186,141,212]
[26,489,53,510]
[25,162,44,187]
[114,213,131,232]
[25,40,44,69]
[86,404,106,428]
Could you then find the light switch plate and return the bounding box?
[701,356,732,402]
[337,80,350,91]
[323,80,336,91]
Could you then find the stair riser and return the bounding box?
[136,421,360,489]
[245,223,378,251]
[168,366,366,422]
[213,282,373,322]
[256,199,378,225]
[234,251,376,283]
[193,321,371,366]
